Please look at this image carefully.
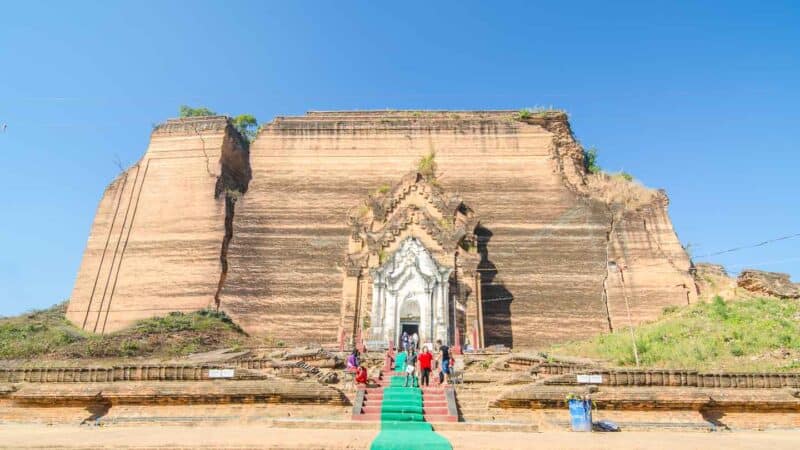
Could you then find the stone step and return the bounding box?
[458,407,519,414]
[364,392,450,399]
[459,413,529,420]
[100,416,535,432]
[363,400,448,408]
[448,421,539,432]
[364,385,451,393]
[425,414,458,423]
[352,413,456,422]
[365,392,447,398]
[460,414,533,420]
[361,406,449,415]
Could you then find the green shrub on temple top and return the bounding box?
[417,151,437,180]
[179,105,217,117]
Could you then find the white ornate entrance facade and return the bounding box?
[339,170,485,351]
[369,237,452,345]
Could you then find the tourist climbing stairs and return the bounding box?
[352,371,458,422]
[352,371,457,450]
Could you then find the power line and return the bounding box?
[611,231,800,270]
[693,232,800,259]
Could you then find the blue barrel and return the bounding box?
[568,399,592,432]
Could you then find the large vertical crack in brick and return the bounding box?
[212,124,252,311]
[214,193,236,310]
[602,213,616,332]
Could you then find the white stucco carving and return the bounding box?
[369,237,452,345]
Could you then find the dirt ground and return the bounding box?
[1,423,799,449]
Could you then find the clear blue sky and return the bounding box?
[1,1,798,315]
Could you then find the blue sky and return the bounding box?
[1,1,798,315]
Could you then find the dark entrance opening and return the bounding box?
[401,323,419,337]
[400,323,419,349]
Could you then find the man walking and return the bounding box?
[436,339,451,386]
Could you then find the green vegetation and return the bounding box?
[437,217,453,231]
[583,147,601,174]
[356,203,370,218]
[582,148,637,182]
[375,183,391,195]
[516,109,533,120]
[0,303,83,359]
[514,107,567,121]
[378,248,388,264]
[417,151,438,180]
[509,109,631,181]
[131,309,243,335]
[232,114,258,142]
[459,240,477,253]
[551,296,800,372]
[178,106,258,144]
[610,171,633,182]
[179,105,216,117]
[0,302,247,360]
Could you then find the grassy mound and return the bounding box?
[0,302,248,360]
[551,296,800,372]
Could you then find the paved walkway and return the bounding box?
[1,423,799,449]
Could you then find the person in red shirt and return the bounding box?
[417,347,433,386]
[355,364,369,386]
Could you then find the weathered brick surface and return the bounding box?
[220,111,694,347]
[0,364,258,383]
[540,368,800,388]
[66,117,249,333]
[8,380,348,406]
[494,385,800,411]
[67,111,694,347]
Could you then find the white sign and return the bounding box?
[209,369,235,379]
[576,374,603,384]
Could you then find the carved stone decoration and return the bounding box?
[339,170,481,348]
[370,237,452,345]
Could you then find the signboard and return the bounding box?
[576,374,603,384]
[208,369,235,379]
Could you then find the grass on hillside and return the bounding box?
[0,302,248,361]
[551,296,800,372]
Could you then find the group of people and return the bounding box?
[400,330,419,351]
[346,348,373,387]
[344,338,454,389]
[395,339,451,387]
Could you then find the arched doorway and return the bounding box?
[398,295,421,344]
[371,237,451,346]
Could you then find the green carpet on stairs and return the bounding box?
[369,376,452,450]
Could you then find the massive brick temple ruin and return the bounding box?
[66,111,696,349]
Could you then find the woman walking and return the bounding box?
[418,346,433,386]
[403,348,418,387]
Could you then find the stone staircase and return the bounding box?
[351,371,458,423]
